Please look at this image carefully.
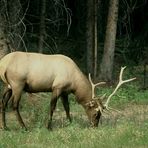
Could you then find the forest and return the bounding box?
[0,0,147,82]
[0,0,148,147]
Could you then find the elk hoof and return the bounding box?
[47,125,52,131]
[0,126,9,131]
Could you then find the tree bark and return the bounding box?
[8,0,23,50]
[94,0,98,79]
[86,0,99,79]
[86,0,94,75]
[38,0,46,53]
[0,14,9,58]
[100,0,119,82]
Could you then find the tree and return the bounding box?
[86,0,93,75]
[94,0,99,79]
[8,0,24,50]
[86,0,99,79]
[0,0,25,56]
[38,0,46,53]
[0,27,9,59]
[0,2,10,58]
[100,0,119,82]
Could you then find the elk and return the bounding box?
[0,51,136,130]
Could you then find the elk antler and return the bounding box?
[104,66,136,109]
[88,73,106,98]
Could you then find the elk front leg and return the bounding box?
[61,93,72,123]
[47,88,61,129]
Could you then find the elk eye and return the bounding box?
[103,106,106,109]
[94,112,98,117]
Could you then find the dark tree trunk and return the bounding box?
[86,0,99,79]
[0,13,9,58]
[38,0,46,53]
[8,0,23,50]
[94,0,98,79]
[86,0,94,75]
[100,0,119,82]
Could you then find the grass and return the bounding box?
[0,68,148,148]
[0,120,147,148]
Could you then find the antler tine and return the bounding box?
[89,73,95,98]
[104,66,136,108]
[107,106,121,113]
[100,93,106,100]
[88,73,94,87]
[89,73,106,98]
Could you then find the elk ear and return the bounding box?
[85,100,95,108]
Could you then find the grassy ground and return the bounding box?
[0,67,148,148]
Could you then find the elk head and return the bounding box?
[87,66,136,127]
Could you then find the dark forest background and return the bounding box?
[0,0,147,83]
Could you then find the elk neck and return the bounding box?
[73,74,92,107]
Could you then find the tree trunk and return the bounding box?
[38,0,46,53]
[86,0,99,79]
[0,0,22,58]
[86,0,94,75]
[100,0,119,82]
[8,0,23,50]
[94,0,99,79]
[0,14,9,58]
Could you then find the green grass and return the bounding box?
[0,75,148,148]
[0,120,147,148]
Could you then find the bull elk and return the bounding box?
[0,52,136,130]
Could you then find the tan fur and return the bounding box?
[0,51,102,130]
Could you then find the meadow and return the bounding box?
[0,67,148,148]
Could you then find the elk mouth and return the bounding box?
[91,110,102,127]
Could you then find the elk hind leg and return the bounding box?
[13,89,27,130]
[1,88,12,130]
[3,88,12,108]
